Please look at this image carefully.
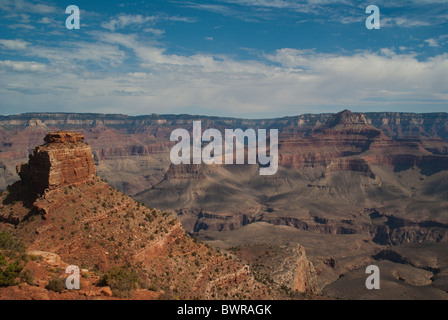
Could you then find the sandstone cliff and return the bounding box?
[16,131,96,194]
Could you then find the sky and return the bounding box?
[0,0,447,118]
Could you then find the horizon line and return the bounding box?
[1,109,448,121]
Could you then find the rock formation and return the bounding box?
[323,109,375,131]
[0,132,287,300]
[231,243,320,295]
[16,131,96,194]
[294,245,319,294]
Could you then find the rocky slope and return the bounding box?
[0,131,319,300]
[230,243,320,295]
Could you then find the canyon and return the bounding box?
[0,131,319,299]
[1,110,448,299]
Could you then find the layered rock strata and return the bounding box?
[16,131,96,194]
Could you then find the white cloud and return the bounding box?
[1,30,447,117]
[7,23,35,30]
[224,0,349,11]
[101,15,154,32]
[144,28,165,36]
[195,0,448,28]
[38,17,52,24]
[0,0,57,13]
[381,17,432,28]
[101,14,196,32]
[263,48,448,106]
[27,42,126,67]
[0,39,29,50]
[87,45,447,114]
[0,60,47,72]
[425,38,440,47]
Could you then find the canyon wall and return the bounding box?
[0,111,447,195]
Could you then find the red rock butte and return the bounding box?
[16,131,96,194]
[43,131,85,144]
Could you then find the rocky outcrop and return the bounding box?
[16,131,96,194]
[365,112,448,140]
[322,110,378,133]
[233,243,320,295]
[294,245,320,294]
[325,158,376,178]
[278,110,448,173]
[164,163,206,180]
[42,131,85,144]
[372,215,448,245]
[278,110,390,169]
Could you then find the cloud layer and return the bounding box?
[0,0,447,117]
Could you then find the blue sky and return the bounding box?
[0,0,447,118]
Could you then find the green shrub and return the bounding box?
[0,253,6,266]
[20,269,35,285]
[46,277,66,293]
[0,232,25,253]
[144,213,153,222]
[0,261,23,287]
[98,266,140,297]
[0,232,27,287]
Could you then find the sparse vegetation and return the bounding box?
[20,269,35,285]
[98,265,141,298]
[46,277,66,293]
[0,260,23,287]
[0,232,28,287]
[144,213,153,222]
[0,232,25,253]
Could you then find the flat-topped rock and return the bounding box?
[17,131,96,193]
[43,131,85,144]
[325,109,369,127]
